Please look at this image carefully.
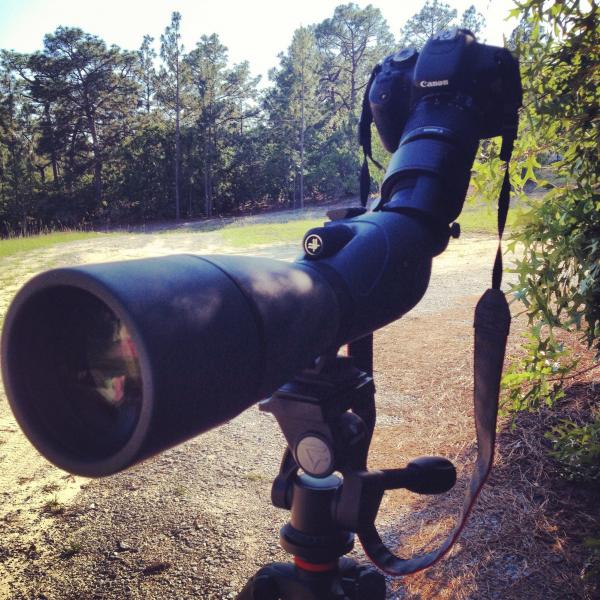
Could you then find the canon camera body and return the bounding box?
[366,29,522,224]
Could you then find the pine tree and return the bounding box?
[399,0,457,49]
[159,12,184,220]
[313,3,394,195]
[266,27,322,208]
[185,34,259,216]
[400,1,486,49]
[26,27,138,212]
[138,35,156,114]
[460,5,486,38]
[316,3,394,114]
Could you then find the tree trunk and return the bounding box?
[86,111,102,207]
[174,52,181,220]
[175,107,181,220]
[300,52,306,210]
[7,137,23,234]
[203,137,210,217]
[145,82,151,113]
[67,123,79,195]
[44,103,60,187]
[350,32,357,112]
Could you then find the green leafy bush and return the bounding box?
[495,0,599,426]
[545,415,600,484]
[501,331,572,413]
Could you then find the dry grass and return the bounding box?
[365,297,599,599]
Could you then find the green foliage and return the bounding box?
[491,0,600,507]
[184,34,261,217]
[60,540,83,559]
[116,116,172,221]
[399,0,457,48]
[460,5,486,38]
[442,201,518,233]
[502,332,572,413]
[545,414,600,483]
[264,4,394,207]
[0,4,408,231]
[497,1,599,427]
[399,0,485,49]
[0,230,101,258]
[0,54,39,234]
[138,35,157,114]
[315,3,394,112]
[508,0,600,352]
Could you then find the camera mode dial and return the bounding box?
[434,28,460,42]
[390,48,417,65]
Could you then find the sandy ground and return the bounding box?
[1,205,570,599]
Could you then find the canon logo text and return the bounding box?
[418,79,450,88]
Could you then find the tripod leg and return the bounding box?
[237,562,331,600]
[237,560,386,600]
[237,565,281,600]
[338,558,387,599]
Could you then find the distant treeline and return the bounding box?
[0,1,485,235]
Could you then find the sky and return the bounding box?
[0,0,518,84]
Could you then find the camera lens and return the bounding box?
[4,286,144,465]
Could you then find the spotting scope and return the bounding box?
[1,29,521,480]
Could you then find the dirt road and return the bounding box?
[0,208,519,599]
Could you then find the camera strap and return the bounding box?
[358,149,515,575]
[358,65,384,207]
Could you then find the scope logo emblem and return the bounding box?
[304,234,323,256]
[296,435,333,476]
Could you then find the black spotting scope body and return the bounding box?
[1,211,446,477]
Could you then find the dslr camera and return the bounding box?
[363,28,521,224]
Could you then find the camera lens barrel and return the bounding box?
[381,98,480,224]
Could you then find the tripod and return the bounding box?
[237,341,457,599]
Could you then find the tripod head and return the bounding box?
[238,351,456,600]
[264,354,456,533]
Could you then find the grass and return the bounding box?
[218,206,513,246]
[60,541,83,559]
[42,482,61,494]
[217,209,512,248]
[0,231,102,259]
[0,204,510,262]
[43,496,64,515]
[173,484,189,497]
[244,471,270,482]
[220,218,324,247]
[458,202,519,233]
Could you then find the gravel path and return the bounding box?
[0,207,505,599]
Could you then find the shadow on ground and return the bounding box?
[380,380,600,600]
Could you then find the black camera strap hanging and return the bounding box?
[356,136,516,575]
[358,64,384,208]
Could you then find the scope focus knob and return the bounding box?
[303,224,354,260]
